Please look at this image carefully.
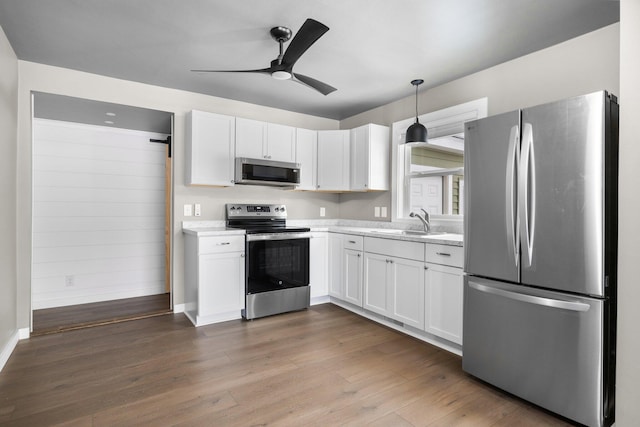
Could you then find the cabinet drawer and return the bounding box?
[342,234,364,251]
[199,235,245,254]
[364,237,424,261]
[425,244,463,268]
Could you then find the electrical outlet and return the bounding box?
[184,204,193,216]
[374,207,380,217]
[381,206,388,217]
[65,275,75,287]
[320,207,326,217]
[194,204,201,217]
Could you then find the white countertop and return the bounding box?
[182,221,463,246]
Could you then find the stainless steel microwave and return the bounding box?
[235,157,300,187]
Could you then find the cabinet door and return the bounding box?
[363,252,389,316]
[267,123,296,162]
[295,128,317,190]
[309,233,328,298]
[185,110,235,186]
[199,252,245,317]
[344,249,363,306]
[317,130,350,191]
[350,126,368,191]
[390,257,425,329]
[328,233,344,298]
[349,124,390,192]
[235,117,266,159]
[425,262,463,344]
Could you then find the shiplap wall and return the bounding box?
[32,119,167,309]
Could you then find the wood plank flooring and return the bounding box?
[32,293,172,336]
[1,304,574,426]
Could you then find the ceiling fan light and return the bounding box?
[272,70,292,80]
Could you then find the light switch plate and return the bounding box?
[184,204,193,216]
[374,207,380,217]
[194,204,201,217]
[381,206,387,217]
[320,207,326,217]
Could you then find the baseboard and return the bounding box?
[311,295,330,305]
[18,328,30,340]
[0,330,19,372]
[173,303,185,313]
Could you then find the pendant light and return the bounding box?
[405,79,428,143]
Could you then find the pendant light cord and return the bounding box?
[415,84,419,122]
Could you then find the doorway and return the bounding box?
[30,93,174,335]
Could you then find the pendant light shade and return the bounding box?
[405,79,428,144]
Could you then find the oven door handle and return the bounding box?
[246,232,313,242]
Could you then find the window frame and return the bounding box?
[391,98,488,223]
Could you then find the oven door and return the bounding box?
[245,233,310,294]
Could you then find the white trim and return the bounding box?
[311,295,330,305]
[173,303,185,313]
[391,98,488,222]
[0,330,20,372]
[18,328,30,340]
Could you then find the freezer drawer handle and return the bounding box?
[469,281,590,312]
[436,252,451,257]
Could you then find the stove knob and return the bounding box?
[280,206,286,212]
[275,207,280,212]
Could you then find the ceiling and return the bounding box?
[0,0,619,121]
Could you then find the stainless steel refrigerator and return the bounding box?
[463,91,618,427]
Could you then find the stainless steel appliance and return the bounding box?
[235,157,301,187]
[226,203,311,319]
[463,91,618,427]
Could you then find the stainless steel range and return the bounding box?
[226,203,311,320]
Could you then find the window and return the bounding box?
[391,98,488,221]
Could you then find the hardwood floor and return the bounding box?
[1,304,573,426]
[32,294,172,336]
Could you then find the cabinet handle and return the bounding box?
[357,253,361,258]
[436,252,451,257]
[241,253,245,257]
[424,266,429,270]
[348,240,356,244]
[218,242,231,246]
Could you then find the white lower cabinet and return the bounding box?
[363,251,425,329]
[328,233,363,307]
[343,248,363,306]
[309,232,328,301]
[184,234,245,326]
[424,262,464,345]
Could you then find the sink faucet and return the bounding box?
[409,209,431,232]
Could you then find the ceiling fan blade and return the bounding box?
[292,73,337,96]
[191,68,272,74]
[282,18,329,67]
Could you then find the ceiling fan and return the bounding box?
[192,18,337,96]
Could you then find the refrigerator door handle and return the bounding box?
[519,123,536,267]
[505,125,520,268]
[469,281,591,312]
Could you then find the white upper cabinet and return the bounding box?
[350,124,390,191]
[267,123,297,162]
[185,110,235,187]
[317,130,350,191]
[236,117,296,163]
[295,128,318,190]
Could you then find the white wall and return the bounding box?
[0,25,18,369]
[15,61,340,329]
[616,1,640,425]
[32,119,168,308]
[338,23,620,222]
